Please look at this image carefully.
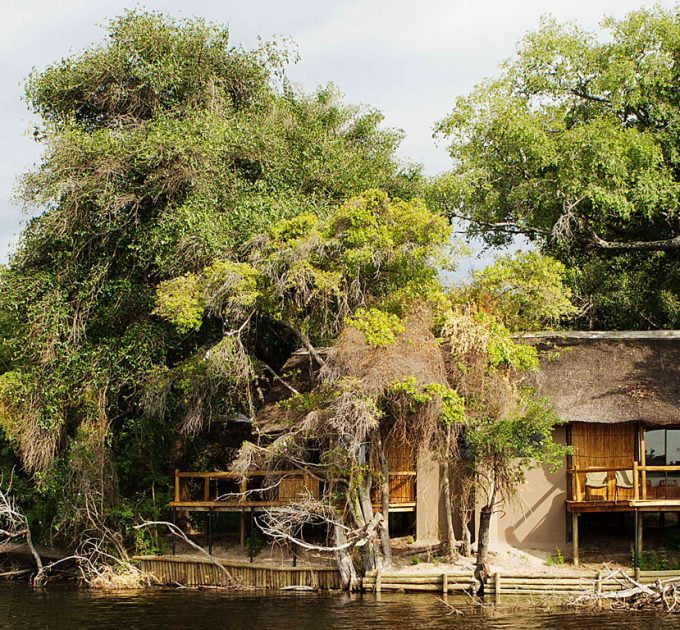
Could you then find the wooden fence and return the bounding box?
[134,555,341,590]
[363,570,477,594]
[134,556,680,598]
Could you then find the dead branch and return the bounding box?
[134,520,238,587]
[568,568,680,612]
[0,475,43,577]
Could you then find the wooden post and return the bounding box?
[174,469,180,503]
[376,569,382,594]
[249,507,255,563]
[575,472,583,502]
[203,477,210,502]
[572,512,579,566]
[171,507,176,556]
[494,572,501,604]
[636,509,643,558]
[240,512,246,547]
[595,571,602,595]
[641,431,647,500]
[442,572,448,596]
[207,509,213,556]
[633,461,639,500]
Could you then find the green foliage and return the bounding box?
[347,308,405,347]
[461,390,568,504]
[154,261,261,332]
[476,311,539,371]
[0,10,421,546]
[468,252,577,331]
[433,6,680,329]
[155,191,451,348]
[389,377,466,426]
[545,548,564,566]
[153,274,203,333]
[635,550,680,571]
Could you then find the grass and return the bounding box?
[545,548,565,566]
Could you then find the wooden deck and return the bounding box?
[170,469,417,512]
[568,463,680,513]
[568,499,680,513]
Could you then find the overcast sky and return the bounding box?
[1,0,674,268]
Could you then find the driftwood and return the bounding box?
[398,542,448,558]
[569,568,680,612]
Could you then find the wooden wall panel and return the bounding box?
[571,422,636,469]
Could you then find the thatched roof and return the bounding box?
[255,311,447,436]
[254,349,322,435]
[521,332,680,426]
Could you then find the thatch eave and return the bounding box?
[520,334,680,428]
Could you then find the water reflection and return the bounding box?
[2,583,680,630]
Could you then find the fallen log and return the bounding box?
[0,543,70,562]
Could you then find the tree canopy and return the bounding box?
[0,10,422,545]
[432,6,680,329]
[0,8,577,580]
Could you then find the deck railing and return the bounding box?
[171,469,321,508]
[570,463,680,502]
[171,468,418,510]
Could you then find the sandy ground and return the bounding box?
[165,534,626,575]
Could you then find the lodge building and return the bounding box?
[170,330,680,564]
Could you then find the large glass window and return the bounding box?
[645,429,680,499]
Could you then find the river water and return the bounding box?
[2,583,680,629]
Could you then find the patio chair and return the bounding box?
[585,471,608,501]
[615,469,634,500]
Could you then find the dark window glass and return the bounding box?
[667,430,680,466]
[645,429,666,465]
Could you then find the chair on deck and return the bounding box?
[585,471,608,500]
[615,469,634,500]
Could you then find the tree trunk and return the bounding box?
[443,426,457,560]
[476,504,492,572]
[461,515,472,557]
[442,461,457,560]
[377,434,392,567]
[475,484,497,584]
[334,524,358,591]
[357,469,379,572]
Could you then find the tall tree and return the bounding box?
[432,6,680,329]
[0,11,421,545]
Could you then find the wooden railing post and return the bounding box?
[494,572,501,604]
[239,477,248,504]
[204,477,211,501]
[633,461,639,500]
[174,469,180,503]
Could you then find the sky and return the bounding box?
[0,0,675,270]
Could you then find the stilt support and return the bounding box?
[207,509,213,556]
[172,507,177,556]
[572,512,579,566]
[249,507,255,563]
[635,509,643,567]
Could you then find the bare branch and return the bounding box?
[134,520,237,587]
